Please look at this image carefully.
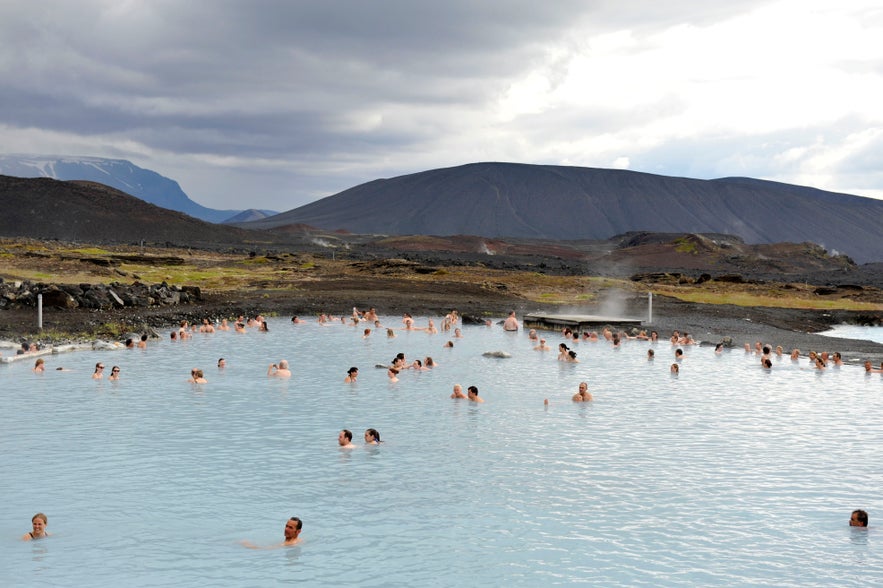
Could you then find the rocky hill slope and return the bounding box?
[241,162,883,263]
[0,175,258,246]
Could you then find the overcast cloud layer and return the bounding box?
[2,0,882,210]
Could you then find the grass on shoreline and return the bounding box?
[1,241,880,314]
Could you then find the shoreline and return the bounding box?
[2,290,882,366]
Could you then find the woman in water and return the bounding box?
[22,513,50,541]
[92,362,105,379]
[364,429,381,445]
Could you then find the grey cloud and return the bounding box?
[0,0,878,211]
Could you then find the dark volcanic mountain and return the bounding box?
[0,175,257,246]
[241,162,883,263]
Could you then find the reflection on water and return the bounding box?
[2,316,883,586]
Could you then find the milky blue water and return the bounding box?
[2,316,882,587]
[820,325,883,345]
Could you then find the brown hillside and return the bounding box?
[0,175,257,246]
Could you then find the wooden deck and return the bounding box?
[523,313,643,332]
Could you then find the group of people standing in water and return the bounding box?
[19,306,877,547]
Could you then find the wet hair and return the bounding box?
[141,334,148,342]
[365,428,381,442]
[32,513,47,524]
[762,345,771,355]
[194,369,204,379]
[675,348,684,357]
[388,367,399,375]
[414,359,422,367]
[170,331,177,340]
[347,367,358,375]
[289,516,303,530]
[396,353,405,360]
[568,350,578,359]
[341,429,353,442]
[647,349,655,358]
[852,509,869,527]
[467,385,479,396]
[762,358,772,368]
[217,358,225,366]
[425,357,435,367]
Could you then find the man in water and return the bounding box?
[268,360,292,377]
[503,311,519,331]
[451,383,467,399]
[533,338,551,351]
[850,509,869,527]
[572,382,593,402]
[467,385,484,403]
[23,513,50,541]
[242,517,303,549]
[338,429,356,448]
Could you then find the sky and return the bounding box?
[2,0,882,212]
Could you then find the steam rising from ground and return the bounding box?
[599,288,628,318]
[311,238,349,249]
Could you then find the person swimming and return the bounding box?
[268,360,292,377]
[241,516,303,549]
[467,385,484,403]
[23,513,50,541]
[572,382,593,402]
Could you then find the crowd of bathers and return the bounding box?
[18,306,880,547]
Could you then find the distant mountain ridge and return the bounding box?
[241,162,883,263]
[0,155,275,223]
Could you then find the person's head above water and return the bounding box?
[284,517,303,542]
[850,509,869,527]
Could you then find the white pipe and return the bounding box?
[38,293,43,330]
[648,292,653,324]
